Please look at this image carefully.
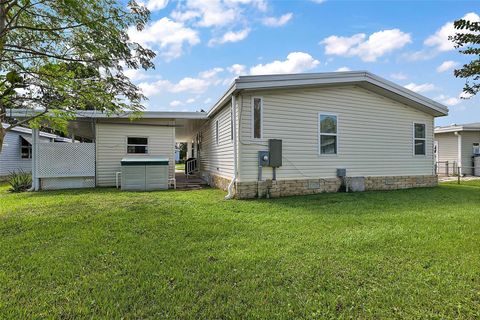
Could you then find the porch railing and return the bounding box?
[185,158,198,177]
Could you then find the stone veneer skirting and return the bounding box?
[202,172,438,199]
[235,175,438,199]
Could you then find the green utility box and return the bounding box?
[121,156,169,191]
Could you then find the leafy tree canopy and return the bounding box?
[450,18,480,97]
[0,0,155,148]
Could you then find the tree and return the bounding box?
[0,0,155,152]
[450,18,480,97]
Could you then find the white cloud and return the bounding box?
[170,100,182,107]
[404,82,436,93]
[140,0,169,11]
[172,0,238,27]
[402,50,436,61]
[128,17,200,60]
[250,52,320,75]
[204,97,212,104]
[425,12,480,52]
[262,13,293,27]
[138,67,227,97]
[321,29,412,62]
[209,28,250,46]
[459,91,473,99]
[435,94,460,106]
[228,64,247,75]
[186,98,196,104]
[335,66,351,72]
[199,67,224,79]
[436,60,459,73]
[391,72,407,80]
[123,68,150,81]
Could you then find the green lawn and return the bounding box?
[175,163,185,171]
[1,183,480,318]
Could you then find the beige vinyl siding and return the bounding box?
[95,121,175,187]
[197,102,234,179]
[461,131,480,175]
[237,85,435,182]
[435,132,458,164]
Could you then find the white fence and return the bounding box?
[37,143,95,190]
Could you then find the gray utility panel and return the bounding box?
[121,156,169,191]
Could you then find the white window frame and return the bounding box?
[215,120,219,145]
[20,137,32,159]
[126,136,149,154]
[251,96,263,140]
[318,113,339,156]
[473,142,480,155]
[413,122,426,156]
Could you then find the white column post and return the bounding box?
[31,128,40,191]
[457,132,462,176]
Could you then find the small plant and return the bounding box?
[8,170,32,192]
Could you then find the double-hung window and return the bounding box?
[252,97,263,139]
[414,123,426,155]
[319,114,338,155]
[127,137,148,154]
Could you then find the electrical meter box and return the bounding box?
[269,139,282,167]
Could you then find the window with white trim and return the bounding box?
[473,143,480,155]
[20,137,32,159]
[127,137,148,154]
[414,123,426,155]
[319,114,337,155]
[253,97,262,139]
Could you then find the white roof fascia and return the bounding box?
[206,71,449,117]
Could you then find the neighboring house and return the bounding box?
[9,71,449,197]
[0,123,69,178]
[434,123,480,176]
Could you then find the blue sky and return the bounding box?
[127,0,479,126]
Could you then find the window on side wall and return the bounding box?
[319,114,337,155]
[230,104,234,141]
[215,120,219,145]
[414,123,426,155]
[127,137,148,154]
[252,97,262,139]
[20,137,32,159]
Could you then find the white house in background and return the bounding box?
[9,71,449,198]
[0,123,70,178]
[434,123,480,176]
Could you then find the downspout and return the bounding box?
[455,131,462,176]
[225,94,237,200]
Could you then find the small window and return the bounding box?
[127,137,148,154]
[215,120,219,145]
[473,143,480,155]
[414,123,426,155]
[319,114,337,155]
[253,97,262,139]
[21,137,32,159]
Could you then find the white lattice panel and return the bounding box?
[37,143,95,178]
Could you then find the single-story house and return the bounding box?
[9,71,449,198]
[0,123,70,179]
[434,122,480,176]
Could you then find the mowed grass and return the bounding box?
[1,183,480,319]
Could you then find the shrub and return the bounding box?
[8,170,32,192]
